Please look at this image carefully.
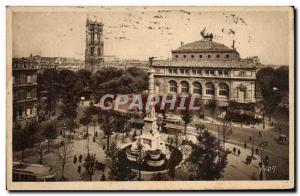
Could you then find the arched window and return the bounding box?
[181,81,189,93]
[205,82,215,95]
[219,83,229,97]
[169,80,177,93]
[193,82,202,95]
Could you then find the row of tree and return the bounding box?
[37,67,148,118]
[256,66,289,128]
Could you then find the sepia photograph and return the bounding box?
[6,6,294,190]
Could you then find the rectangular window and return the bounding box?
[210,70,215,75]
[26,108,31,116]
[197,70,202,75]
[192,69,197,75]
[205,70,209,75]
[180,69,184,74]
[218,70,223,75]
[185,69,190,75]
[224,70,229,75]
[91,33,94,42]
[26,90,32,99]
[26,75,32,83]
[173,69,178,74]
[90,47,94,56]
[168,69,173,74]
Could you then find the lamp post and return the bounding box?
[251,128,255,158]
[258,141,267,180]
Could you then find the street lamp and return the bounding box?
[258,141,268,180]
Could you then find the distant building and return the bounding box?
[152,38,259,104]
[85,18,104,72]
[29,54,59,70]
[13,58,38,131]
[57,57,85,72]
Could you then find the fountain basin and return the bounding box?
[119,143,182,172]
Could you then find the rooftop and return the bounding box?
[152,59,258,68]
[173,39,234,52]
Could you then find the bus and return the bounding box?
[13,162,56,182]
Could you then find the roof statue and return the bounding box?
[200,27,214,41]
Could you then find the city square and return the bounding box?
[10,7,291,184]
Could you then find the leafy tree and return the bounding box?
[85,105,99,137]
[109,154,136,181]
[113,115,131,142]
[38,142,47,164]
[75,69,92,99]
[55,139,73,181]
[181,107,193,140]
[37,68,59,116]
[83,153,97,181]
[273,66,289,93]
[43,123,57,151]
[256,67,283,126]
[187,124,228,180]
[13,127,31,162]
[101,113,115,150]
[126,67,148,92]
[80,114,92,152]
[27,121,39,147]
[105,142,119,163]
[167,135,182,149]
[196,98,205,121]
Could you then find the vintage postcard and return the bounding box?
[6,6,294,190]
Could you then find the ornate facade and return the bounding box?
[85,18,104,72]
[152,38,259,104]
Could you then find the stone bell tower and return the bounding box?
[85,17,104,72]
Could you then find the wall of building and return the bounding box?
[13,59,39,131]
[153,74,256,103]
[171,51,240,61]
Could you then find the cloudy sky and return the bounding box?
[12,7,291,65]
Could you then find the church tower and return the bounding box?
[85,17,104,72]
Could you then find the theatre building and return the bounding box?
[152,38,259,105]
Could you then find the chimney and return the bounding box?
[232,40,235,50]
[180,41,184,46]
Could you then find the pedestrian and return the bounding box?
[73,155,77,164]
[249,136,252,142]
[95,131,98,137]
[101,174,106,181]
[77,165,81,173]
[255,147,259,155]
[79,154,83,163]
[246,156,250,165]
[259,131,262,137]
[265,155,270,166]
[233,147,236,155]
[237,149,241,156]
[103,144,106,150]
[244,142,247,149]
